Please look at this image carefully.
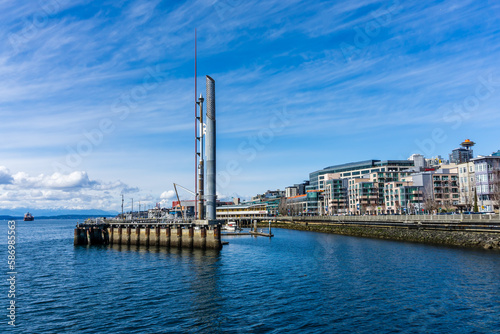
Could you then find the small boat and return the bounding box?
[24,212,34,221]
[224,221,239,232]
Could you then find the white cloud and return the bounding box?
[0,166,159,211]
[0,166,13,184]
[160,190,175,200]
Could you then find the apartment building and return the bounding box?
[471,155,500,212]
[458,161,476,211]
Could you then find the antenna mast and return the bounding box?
[194,29,198,218]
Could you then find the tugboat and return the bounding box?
[24,212,34,221]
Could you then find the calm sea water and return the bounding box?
[1,219,499,333]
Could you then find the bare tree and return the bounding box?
[464,194,472,212]
[380,203,386,215]
[443,199,454,212]
[408,202,416,215]
[490,169,500,212]
[278,197,288,216]
[423,195,438,214]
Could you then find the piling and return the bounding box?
[126,227,131,246]
[74,221,223,250]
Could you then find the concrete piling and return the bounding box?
[74,222,222,250]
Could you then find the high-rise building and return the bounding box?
[408,154,426,169]
[449,148,473,164]
[449,139,475,164]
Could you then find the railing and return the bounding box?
[80,217,197,226]
[271,215,500,232]
[273,214,500,223]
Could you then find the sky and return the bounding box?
[1,0,500,212]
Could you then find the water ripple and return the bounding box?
[1,220,499,333]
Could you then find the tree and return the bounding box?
[464,194,472,212]
[473,189,479,213]
[408,202,416,215]
[380,203,386,215]
[395,200,401,214]
[443,199,454,212]
[490,169,500,213]
[278,198,288,216]
[423,194,438,214]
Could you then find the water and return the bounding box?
[1,219,499,333]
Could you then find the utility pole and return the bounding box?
[132,198,134,219]
[121,194,124,219]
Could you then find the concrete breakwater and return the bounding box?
[74,223,222,250]
[267,222,500,250]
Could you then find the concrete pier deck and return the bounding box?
[74,218,223,250]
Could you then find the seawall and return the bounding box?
[267,222,500,250]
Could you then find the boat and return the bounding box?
[224,221,240,232]
[24,212,34,221]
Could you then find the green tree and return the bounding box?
[473,189,479,213]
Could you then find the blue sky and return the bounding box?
[1,0,500,212]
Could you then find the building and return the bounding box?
[285,186,298,198]
[411,168,459,212]
[309,160,415,191]
[408,154,426,169]
[308,160,415,215]
[348,178,378,214]
[426,156,449,167]
[216,203,268,221]
[471,155,500,212]
[285,194,307,216]
[323,177,348,215]
[384,180,424,214]
[457,161,475,211]
[449,148,474,164]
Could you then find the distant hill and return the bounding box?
[0,214,116,220]
[0,208,118,217]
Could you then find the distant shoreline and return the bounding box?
[0,215,115,220]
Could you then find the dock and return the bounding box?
[221,231,274,237]
[74,218,224,250]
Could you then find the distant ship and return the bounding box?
[24,212,34,221]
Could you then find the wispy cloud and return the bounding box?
[1,0,499,208]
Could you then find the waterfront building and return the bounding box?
[309,160,414,190]
[216,203,268,220]
[348,178,378,215]
[248,190,284,216]
[285,194,307,215]
[323,176,348,215]
[457,161,476,211]
[471,155,500,212]
[412,168,459,212]
[309,160,415,215]
[384,180,424,214]
[367,170,414,210]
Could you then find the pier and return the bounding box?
[74,219,223,250]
